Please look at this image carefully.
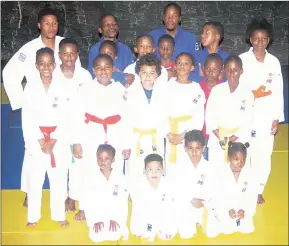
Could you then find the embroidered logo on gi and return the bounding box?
[161,193,166,201]
[112,185,119,196]
[197,173,205,185]
[241,182,248,192]
[240,100,246,111]
[251,130,256,138]
[123,91,128,101]
[193,94,202,104]
[152,145,157,152]
[18,53,26,62]
[140,149,144,155]
[52,97,59,108]
[195,42,200,51]
[147,224,152,232]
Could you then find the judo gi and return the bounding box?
[239,48,284,194]
[82,166,129,242]
[22,74,70,223]
[129,176,177,241]
[205,82,254,165]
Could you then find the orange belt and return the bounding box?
[39,126,57,168]
[252,85,272,99]
[84,112,121,143]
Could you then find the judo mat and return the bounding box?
[1,83,288,245]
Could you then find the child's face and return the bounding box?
[158,39,175,60]
[185,141,205,164]
[100,44,117,61]
[59,44,78,67]
[224,60,243,85]
[250,29,270,51]
[201,25,220,47]
[38,15,58,39]
[163,6,180,31]
[97,150,115,171]
[35,53,56,78]
[134,37,155,57]
[229,152,246,172]
[204,59,222,81]
[175,54,194,77]
[144,161,164,185]
[139,65,158,88]
[92,58,113,85]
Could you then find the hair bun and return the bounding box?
[244,142,250,148]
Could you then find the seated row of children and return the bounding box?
[81,130,258,243]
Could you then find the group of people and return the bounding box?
[2,3,284,243]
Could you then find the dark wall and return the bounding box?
[1,1,288,69]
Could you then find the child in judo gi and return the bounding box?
[206,142,258,237]
[22,47,70,227]
[129,154,177,241]
[82,144,129,243]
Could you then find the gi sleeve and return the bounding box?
[272,61,284,122]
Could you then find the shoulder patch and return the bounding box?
[18,53,26,62]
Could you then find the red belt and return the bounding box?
[84,113,121,143]
[39,126,57,168]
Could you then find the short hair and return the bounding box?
[136,34,154,47]
[224,55,243,69]
[184,130,206,147]
[157,34,175,47]
[36,47,55,62]
[176,52,195,67]
[99,14,118,28]
[245,18,273,45]
[144,154,163,168]
[203,21,224,44]
[204,53,223,68]
[93,53,113,67]
[163,3,181,16]
[59,38,79,52]
[99,40,118,54]
[38,8,59,23]
[97,144,116,158]
[228,142,249,158]
[135,53,162,76]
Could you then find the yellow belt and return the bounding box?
[168,115,192,163]
[133,128,157,156]
[218,126,240,161]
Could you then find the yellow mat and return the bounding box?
[2,150,288,245]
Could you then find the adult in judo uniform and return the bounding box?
[205,55,254,166]
[71,54,129,221]
[129,154,178,242]
[22,48,71,227]
[82,144,129,243]
[239,18,284,204]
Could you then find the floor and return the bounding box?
[1,83,288,245]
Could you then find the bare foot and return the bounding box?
[257,194,265,204]
[74,210,86,222]
[27,222,37,227]
[23,194,28,208]
[65,197,76,212]
[58,220,69,227]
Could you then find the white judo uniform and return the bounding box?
[123,78,168,182]
[129,176,178,241]
[22,74,70,223]
[164,78,205,178]
[239,48,284,194]
[205,82,254,165]
[207,163,258,236]
[71,80,128,207]
[53,65,92,202]
[82,166,129,243]
[173,155,214,238]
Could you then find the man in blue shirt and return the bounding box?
[88,14,133,79]
[149,3,200,81]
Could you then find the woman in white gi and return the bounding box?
[173,130,214,239]
[206,142,258,237]
[165,53,205,178]
[239,19,284,204]
[129,154,177,241]
[82,144,129,243]
[22,48,70,227]
[205,55,254,166]
[71,54,129,221]
[124,53,168,184]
